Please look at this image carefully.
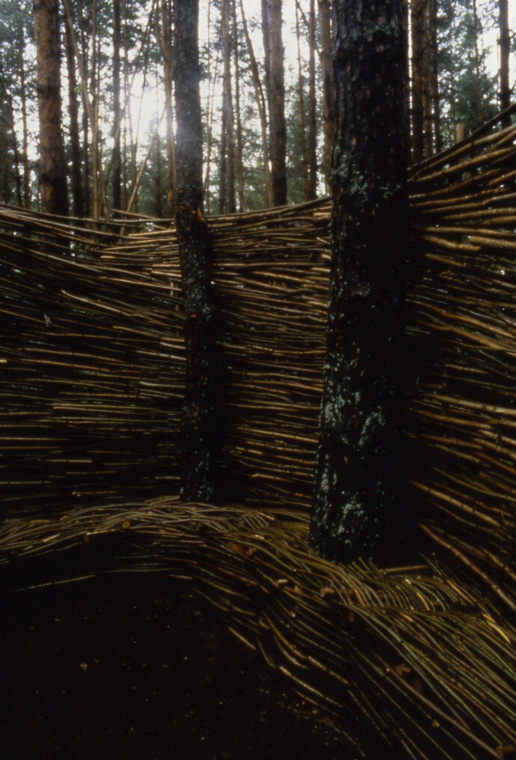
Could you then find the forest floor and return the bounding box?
[1,573,354,760]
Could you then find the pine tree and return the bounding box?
[174,0,219,502]
[33,0,68,215]
[310,0,410,564]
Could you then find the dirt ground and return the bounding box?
[1,572,355,760]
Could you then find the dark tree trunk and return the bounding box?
[499,0,511,127]
[232,0,246,211]
[307,0,317,200]
[174,0,218,503]
[428,0,441,153]
[20,49,31,209]
[221,0,236,213]
[33,0,68,216]
[79,0,90,217]
[267,0,287,206]
[64,10,84,218]
[410,0,425,162]
[112,0,122,213]
[261,0,272,118]
[160,0,176,217]
[310,0,409,564]
[295,0,309,201]
[318,0,334,193]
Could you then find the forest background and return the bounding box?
[0,0,514,220]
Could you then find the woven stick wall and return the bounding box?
[0,210,185,512]
[1,110,516,758]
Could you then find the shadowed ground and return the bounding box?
[1,575,350,760]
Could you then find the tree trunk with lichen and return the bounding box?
[310,0,409,564]
[33,0,68,216]
[174,0,218,502]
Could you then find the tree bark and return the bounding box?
[410,0,425,163]
[239,0,272,207]
[221,0,236,213]
[232,0,246,211]
[307,0,317,200]
[295,0,309,201]
[267,0,287,206]
[33,0,68,216]
[20,43,31,209]
[472,0,484,129]
[160,0,176,217]
[64,9,84,218]
[499,0,511,127]
[174,0,218,502]
[310,0,409,564]
[112,0,122,213]
[318,0,334,193]
[428,0,441,154]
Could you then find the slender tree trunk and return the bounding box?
[0,74,23,206]
[90,0,100,219]
[411,0,425,162]
[267,0,287,206]
[296,1,309,201]
[160,0,176,216]
[232,0,246,211]
[421,1,433,157]
[112,0,122,212]
[261,0,272,118]
[220,0,236,213]
[219,101,228,213]
[0,114,9,204]
[64,10,84,218]
[33,0,68,216]
[9,96,23,207]
[63,0,110,219]
[472,0,484,128]
[318,0,334,193]
[310,0,409,564]
[155,69,163,217]
[499,0,511,127]
[20,45,31,209]
[239,0,272,206]
[79,0,90,216]
[307,0,317,200]
[224,0,236,212]
[174,0,218,502]
[428,0,441,153]
[203,4,220,215]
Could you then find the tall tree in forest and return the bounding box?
[307,0,317,200]
[232,0,246,211]
[159,0,175,216]
[112,0,122,212]
[266,0,287,206]
[411,0,427,162]
[239,0,272,206]
[64,8,84,218]
[318,0,334,192]
[33,0,68,215]
[310,0,409,563]
[219,0,236,213]
[499,0,511,125]
[428,0,441,154]
[174,0,218,502]
[295,0,309,200]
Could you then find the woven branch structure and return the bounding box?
[1,110,516,758]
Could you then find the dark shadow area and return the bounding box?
[0,574,354,760]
